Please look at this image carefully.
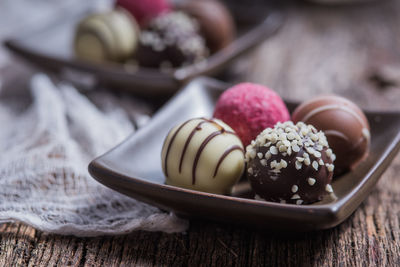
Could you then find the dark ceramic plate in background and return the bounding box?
[89,77,400,231]
[3,2,283,96]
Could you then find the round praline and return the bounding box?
[74,9,140,63]
[135,11,209,69]
[177,0,235,53]
[161,118,245,195]
[292,95,370,175]
[213,83,290,146]
[246,121,335,205]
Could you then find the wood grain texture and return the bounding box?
[2,1,400,266]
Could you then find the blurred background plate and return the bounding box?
[3,1,284,96]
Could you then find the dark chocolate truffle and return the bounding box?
[292,95,370,175]
[161,118,245,195]
[135,11,209,69]
[177,0,235,53]
[246,121,335,205]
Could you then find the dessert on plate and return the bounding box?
[74,0,236,71]
[160,82,371,205]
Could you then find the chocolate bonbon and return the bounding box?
[292,95,370,174]
[74,9,140,63]
[213,83,290,146]
[135,11,209,69]
[177,0,235,53]
[246,121,335,204]
[161,118,245,194]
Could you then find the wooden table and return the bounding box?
[2,1,400,266]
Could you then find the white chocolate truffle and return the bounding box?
[161,118,245,194]
[74,8,140,62]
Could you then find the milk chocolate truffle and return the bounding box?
[246,121,335,205]
[161,118,245,195]
[177,0,235,53]
[292,95,370,174]
[74,8,140,63]
[135,11,209,69]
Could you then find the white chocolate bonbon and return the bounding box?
[161,118,244,194]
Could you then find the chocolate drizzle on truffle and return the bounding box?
[213,145,243,177]
[192,128,238,184]
[164,119,192,177]
[179,119,210,173]
[163,118,243,184]
[161,117,245,194]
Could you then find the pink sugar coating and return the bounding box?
[116,0,170,25]
[213,83,290,146]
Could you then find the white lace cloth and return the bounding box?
[0,74,188,236]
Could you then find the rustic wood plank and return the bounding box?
[241,1,400,111]
[0,224,33,266]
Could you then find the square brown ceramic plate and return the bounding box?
[3,1,283,96]
[89,77,400,231]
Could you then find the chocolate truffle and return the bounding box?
[135,11,209,69]
[161,118,245,195]
[246,121,335,205]
[292,95,370,174]
[177,0,235,53]
[74,8,140,63]
[213,83,290,146]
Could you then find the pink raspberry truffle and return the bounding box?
[213,83,290,146]
[116,0,170,26]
